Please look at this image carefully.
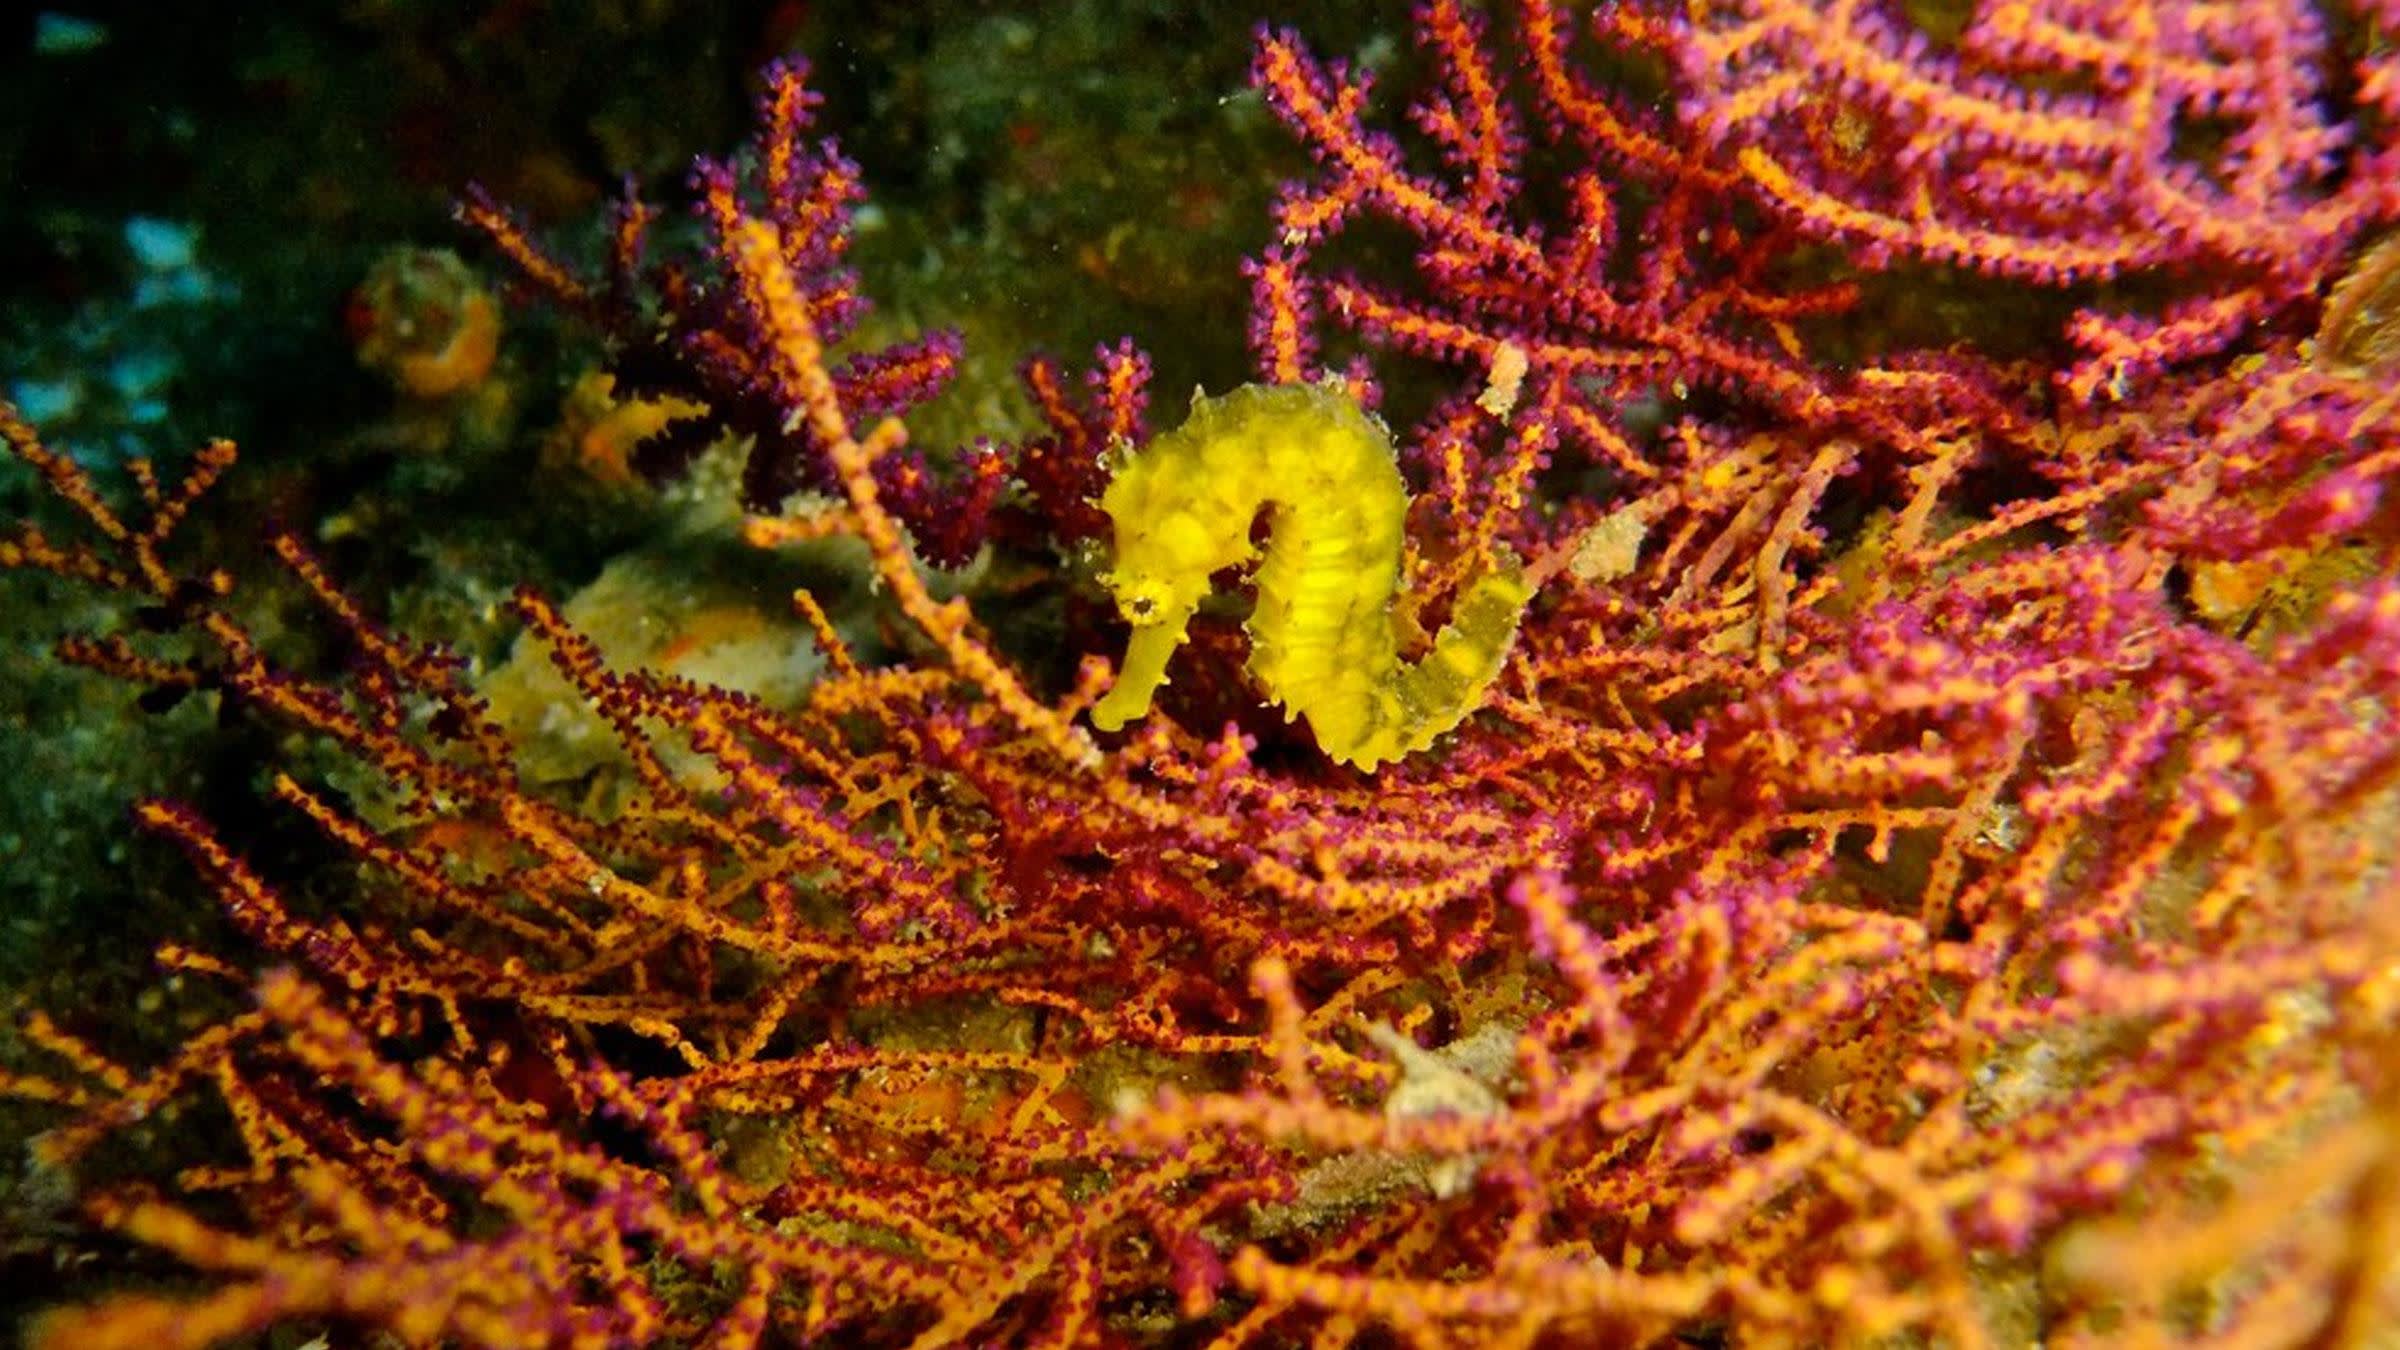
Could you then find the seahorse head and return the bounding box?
[1090,558,1209,733]
[1100,568,1184,630]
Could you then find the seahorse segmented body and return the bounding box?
[1091,381,1532,770]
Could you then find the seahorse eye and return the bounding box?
[1112,574,1174,627]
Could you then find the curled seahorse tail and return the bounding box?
[1392,551,1533,742]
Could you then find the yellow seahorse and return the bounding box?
[1090,381,1533,770]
